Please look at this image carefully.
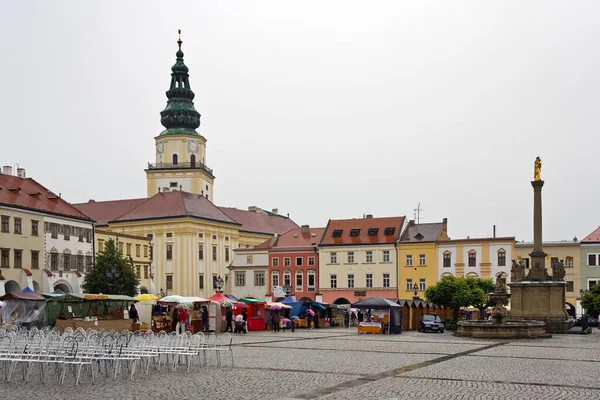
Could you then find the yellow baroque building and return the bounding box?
[437,236,515,282]
[95,229,152,292]
[397,219,449,300]
[514,240,580,308]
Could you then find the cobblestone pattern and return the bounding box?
[318,377,600,400]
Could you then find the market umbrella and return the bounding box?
[305,309,315,316]
[269,304,283,311]
[135,293,158,301]
[159,295,193,306]
[221,301,234,307]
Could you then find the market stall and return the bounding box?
[134,293,158,331]
[0,291,47,329]
[352,297,402,334]
[237,297,266,331]
[186,296,211,333]
[44,293,136,332]
[154,295,193,332]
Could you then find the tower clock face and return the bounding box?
[156,141,164,155]
[187,139,200,154]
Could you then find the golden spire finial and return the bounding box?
[177,29,182,48]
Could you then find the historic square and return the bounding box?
[2,2,600,399]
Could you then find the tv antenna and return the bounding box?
[413,203,423,223]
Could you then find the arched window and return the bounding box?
[190,154,196,167]
[172,154,178,165]
[271,271,279,287]
[283,270,291,286]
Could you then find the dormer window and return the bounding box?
[414,233,424,240]
[367,228,379,236]
[384,227,395,236]
[350,229,360,237]
[332,229,343,238]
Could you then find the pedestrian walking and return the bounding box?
[201,305,210,333]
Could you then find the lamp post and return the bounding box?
[412,282,419,300]
[215,275,224,293]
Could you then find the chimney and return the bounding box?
[17,168,25,178]
[248,206,258,212]
[409,219,415,225]
[301,225,310,234]
[271,208,279,215]
[366,214,373,219]
[493,225,496,238]
[2,166,12,175]
[442,218,447,224]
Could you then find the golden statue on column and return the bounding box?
[534,156,542,181]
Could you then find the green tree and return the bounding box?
[424,275,486,322]
[83,238,140,297]
[467,278,496,320]
[581,285,600,318]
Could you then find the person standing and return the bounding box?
[201,306,210,333]
[129,304,139,324]
[344,311,350,328]
[272,312,280,332]
[225,307,233,333]
[241,309,248,333]
[350,311,357,327]
[177,306,188,334]
[172,307,179,332]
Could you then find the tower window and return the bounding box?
[169,182,177,188]
[172,154,178,165]
[190,154,196,167]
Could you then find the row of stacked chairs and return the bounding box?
[0,325,234,385]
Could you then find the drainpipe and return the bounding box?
[394,241,399,299]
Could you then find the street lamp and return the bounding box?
[283,284,292,297]
[215,275,224,293]
[412,282,419,300]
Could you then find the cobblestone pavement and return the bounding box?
[1,328,600,399]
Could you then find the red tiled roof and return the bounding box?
[43,269,54,277]
[273,227,325,249]
[73,198,146,226]
[582,227,600,243]
[74,270,82,277]
[0,175,93,222]
[22,269,33,276]
[113,192,238,225]
[320,216,405,246]
[218,207,299,235]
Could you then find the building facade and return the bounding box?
[227,240,272,300]
[515,239,580,307]
[96,229,153,293]
[580,227,600,315]
[397,219,448,300]
[318,216,405,305]
[0,167,95,295]
[267,226,324,302]
[437,237,515,283]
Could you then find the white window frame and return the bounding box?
[348,274,354,288]
[366,251,373,263]
[254,271,265,286]
[347,251,354,264]
[382,250,390,263]
[419,254,426,266]
[296,257,303,266]
[283,270,291,286]
[307,269,315,288]
[383,273,390,288]
[366,273,373,288]
[406,254,413,266]
[406,278,413,291]
[308,256,315,266]
[296,270,303,289]
[272,257,279,267]
[419,278,426,291]
[587,254,600,267]
[330,252,337,264]
[284,257,291,266]
[330,274,337,289]
[272,271,279,287]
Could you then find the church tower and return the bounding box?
[145,32,215,201]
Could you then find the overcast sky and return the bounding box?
[1,1,598,242]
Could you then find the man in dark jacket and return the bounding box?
[226,307,233,333]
